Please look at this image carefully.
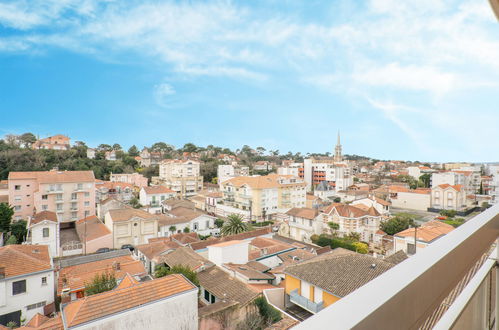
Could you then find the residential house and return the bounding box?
[0,245,54,327]
[161,207,217,237]
[139,186,176,213]
[95,180,134,203]
[75,216,112,254]
[26,211,59,258]
[60,274,198,329]
[110,172,148,188]
[351,196,391,215]
[394,220,455,255]
[253,161,273,172]
[8,170,96,222]
[285,208,321,243]
[431,184,467,211]
[135,240,181,274]
[284,249,395,314]
[57,252,146,302]
[220,174,307,220]
[313,181,336,201]
[156,159,203,197]
[137,148,162,167]
[217,164,250,185]
[104,150,117,161]
[104,208,160,248]
[389,186,431,211]
[86,148,96,159]
[320,203,383,242]
[32,135,70,151]
[96,198,128,221]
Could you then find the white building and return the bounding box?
[139,186,176,213]
[157,160,203,197]
[217,164,250,185]
[431,172,466,189]
[431,184,467,211]
[207,240,250,266]
[27,211,59,258]
[277,163,303,177]
[303,159,352,192]
[285,207,322,243]
[159,207,218,237]
[389,187,431,211]
[0,245,54,327]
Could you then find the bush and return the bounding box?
[85,272,117,296]
[252,221,274,227]
[312,234,332,247]
[254,296,282,326]
[155,265,199,287]
[183,227,190,233]
[380,213,416,235]
[439,209,457,218]
[214,218,224,228]
[443,218,465,228]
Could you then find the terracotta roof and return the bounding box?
[142,186,175,194]
[374,197,391,206]
[223,173,306,189]
[95,180,134,190]
[324,204,380,218]
[190,227,272,251]
[285,250,395,298]
[8,170,95,183]
[157,214,190,226]
[249,237,294,260]
[223,263,275,280]
[26,313,49,328]
[384,250,409,265]
[19,314,63,330]
[156,246,210,271]
[395,220,454,243]
[168,207,208,221]
[107,208,156,222]
[31,211,58,225]
[198,300,239,317]
[198,266,259,306]
[210,240,245,248]
[136,240,180,260]
[75,216,111,242]
[436,184,463,192]
[62,274,196,328]
[246,261,270,272]
[115,273,140,289]
[0,245,52,278]
[149,232,200,245]
[58,255,146,295]
[285,207,318,220]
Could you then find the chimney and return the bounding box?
[61,288,71,304]
[0,267,5,279]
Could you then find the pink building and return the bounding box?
[109,172,148,188]
[8,170,96,222]
[32,134,71,150]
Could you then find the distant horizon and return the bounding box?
[1,1,498,163]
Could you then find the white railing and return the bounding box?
[294,204,499,330]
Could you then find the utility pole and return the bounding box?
[413,224,418,255]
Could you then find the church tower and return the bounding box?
[334,131,342,162]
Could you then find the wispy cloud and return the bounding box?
[153,83,175,108]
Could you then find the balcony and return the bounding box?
[294,204,499,330]
[290,289,324,314]
[240,194,252,199]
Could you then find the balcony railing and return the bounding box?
[290,289,324,314]
[293,204,499,330]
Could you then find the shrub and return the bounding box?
[85,272,117,296]
[254,296,282,326]
[439,209,457,218]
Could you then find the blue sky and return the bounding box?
[1,0,498,162]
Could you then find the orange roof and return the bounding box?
[210,240,245,248]
[96,181,134,190]
[115,273,139,289]
[63,274,196,328]
[136,240,180,260]
[31,211,58,225]
[0,245,52,278]
[395,220,454,242]
[286,207,318,220]
[142,186,175,194]
[26,313,49,328]
[19,314,63,330]
[8,170,95,183]
[436,184,463,192]
[58,256,146,295]
[224,173,305,189]
[75,216,111,242]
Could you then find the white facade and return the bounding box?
[277,163,303,177]
[159,214,217,237]
[28,221,59,258]
[431,172,465,188]
[390,191,431,211]
[158,160,203,197]
[303,159,352,192]
[217,164,250,185]
[139,189,175,208]
[0,270,55,326]
[431,185,467,210]
[208,240,249,266]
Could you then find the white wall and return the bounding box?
[30,221,59,258]
[208,241,249,266]
[391,192,431,211]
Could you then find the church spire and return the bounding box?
[334,131,342,162]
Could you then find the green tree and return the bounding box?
[97,144,112,151]
[169,225,177,235]
[439,209,457,218]
[478,181,484,195]
[112,143,122,151]
[352,241,369,254]
[380,213,416,235]
[84,272,117,296]
[214,218,224,228]
[154,265,200,287]
[183,227,190,233]
[19,132,37,148]
[11,220,27,243]
[328,222,340,237]
[0,203,14,233]
[128,145,139,156]
[129,197,142,209]
[419,173,431,188]
[182,143,198,153]
[221,214,249,236]
[254,296,282,326]
[5,235,18,245]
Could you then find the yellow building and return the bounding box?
[284,248,398,313]
[220,174,306,220]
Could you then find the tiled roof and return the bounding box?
[107,208,156,222]
[395,220,454,243]
[8,170,95,183]
[246,261,270,272]
[0,245,51,278]
[96,180,134,190]
[58,255,146,294]
[249,237,294,260]
[62,274,196,328]
[285,250,395,298]
[168,206,208,221]
[19,314,63,330]
[198,300,239,317]
[75,216,111,242]
[323,203,380,218]
[223,173,305,189]
[436,184,463,192]
[155,246,210,271]
[31,211,58,225]
[198,266,259,306]
[285,207,318,220]
[157,214,189,226]
[223,263,275,280]
[149,232,200,245]
[142,186,175,194]
[136,240,180,260]
[190,227,272,251]
[384,250,409,265]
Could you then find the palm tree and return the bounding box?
[221,214,249,236]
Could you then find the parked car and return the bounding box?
[96,247,111,253]
[121,244,134,251]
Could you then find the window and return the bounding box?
[71,212,77,219]
[84,211,90,218]
[204,289,210,302]
[43,228,49,238]
[42,194,48,200]
[84,192,90,197]
[41,277,47,286]
[77,183,83,190]
[14,205,21,211]
[13,280,26,295]
[84,201,89,207]
[71,193,77,200]
[26,301,46,310]
[14,195,21,202]
[193,222,198,230]
[42,205,48,210]
[447,192,453,199]
[15,185,21,190]
[56,204,62,211]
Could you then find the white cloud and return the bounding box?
[154,83,175,108]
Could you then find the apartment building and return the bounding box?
[137,147,162,167]
[303,159,352,192]
[285,207,321,243]
[95,181,134,203]
[31,134,70,150]
[220,174,307,219]
[110,172,148,188]
[139,186,176,209]
[8,170,96,222]
[277,163,304,178]
[431,184,467,211]
[157,159,203,197]
[431,171,467,189]
[0,245,55,327]
[217,164,250,184]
